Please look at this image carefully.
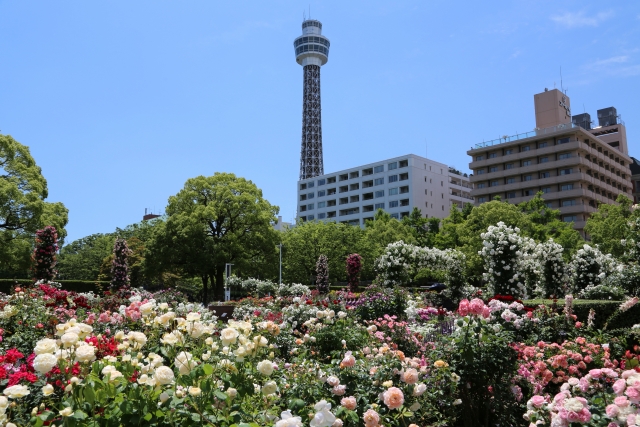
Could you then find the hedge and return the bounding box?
[523,299,622,330]
[0,279,109,294]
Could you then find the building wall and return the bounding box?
[296,154,472,226]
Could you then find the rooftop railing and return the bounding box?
[475,122,581,149]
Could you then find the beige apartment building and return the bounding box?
[467,89,632,234]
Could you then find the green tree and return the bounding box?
[57,233,115,280]
[585,194,634,258]
[281,220,366,284]
[402,207,430,246]
[435,205,466,249]
[145,173,279,302]
[363,210,416,261]
[0,134,68,277]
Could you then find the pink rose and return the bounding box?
[332,385,346,396]
[458,299,470,316]
[613,379,627,395]
[589,369,602,378]
[382,387,405,410]
[482,306,491,319]
[363,409,380,427]
[614,396,630,407]
[529,395,545,408]
[341,352,355,368]
[625,386,640,402]
[469,299,484,316]
[401,368,419,385]
[341,396,357,410]
[605,404,620,417]
[575,322,582,329]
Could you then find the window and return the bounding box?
[300,194,307,201]
[541,187,551,194]
[505,163,514,170]
[399,173,409,180]
[339,186,348,193]
[560,184,574,191]
[363,205,374,212]
[349,171,359,179]
[375,190,384,198]
[317,179,326,186]
[349,183,359,191]
[504,149,513,155]
[558,153,571,160]
[317,201,326,208]
[327,200,336,207]
[545,202,553,208]
[490,180,499,187]
[374,178,384,186]
[539,157,549,163]
[307,181,315,188]
[317,190,326,197]
[390,213,399,219]
[339,198,348,205]
[478,197,487,203]
[388,175,398,183]
[363,193,373,200]
[389,200,399,208]
[523,175,532,181]
[300,205,307,212]
[557,137,570,144]
[489,166,498,172]
[339,174,348,181]
[538,142,548,148]
[327,188,336,195]
[400,186,409,194]
[362,168,373,176]
[363,180,373,188]
[477,183,486,189]
[349,195,359,203]
[307,215,314,220]
[477,169,485,175]
[307,203,314,210]
[374,203,385,209]
[523,190,533,197]
[327,177,336,184]
[317,213,326,219]
[506,192,516,199]
[400,199,409,206]
[522,160,532,166]
[308,192,315,199]
[399,160,408,168]
[506,178,515,184]
[389,188,398,195]
[521,145,530,151]
[327,211,336,218]
[562,200,577,207]
[489,152,497,159]
[560,168,573,176]
[374,165,384,173]
[300,183,307,190]
[563,215,577,223]
[540,172,550,179]
[388,162,398,170]
[300,216,306,221]
[339,208,359,216]
[476,155,484,161]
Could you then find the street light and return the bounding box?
[225,263,233,302]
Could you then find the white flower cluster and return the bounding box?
[375,241,465,291]
[520,239,568,298]
[277,283,311,297]
[569,244,617,293]
[479,222,533,298]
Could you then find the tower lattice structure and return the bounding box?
[294,19,330,180]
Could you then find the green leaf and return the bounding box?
[202,363,214,375]
[84,386,96,406]
[72,410,88,420]
[144,413,153,421]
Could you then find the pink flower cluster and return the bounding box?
[548,392,591,425]
[458,298,490,318]
[97,310,124,324]
[604,370,640,426]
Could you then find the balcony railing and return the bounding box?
[475,123,581,149]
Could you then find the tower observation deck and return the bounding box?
[294,19,330,180]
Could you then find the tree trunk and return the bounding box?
[201,275,208,305]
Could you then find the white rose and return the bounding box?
[34,338,58,355]
[262,380,278,396]
[175,352,196,375]
[74,345,97,363]
[3,384,31,399]
[60,407,74,417]
[159,392,170,403]
[60,332,79,348]
[413,383,427,396]
[220,328,239,345]
[161,332,179,345]
[140,302,155,316]
[257,360,274,376]
[33,353,58,374]
[42,384,55,396]
[188,386,202,397]
[155,366,175,385]
[227,387,238,399]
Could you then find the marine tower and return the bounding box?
[294,19,330,180]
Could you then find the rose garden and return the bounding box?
[6,136,640,426]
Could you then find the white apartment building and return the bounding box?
[296,154,473,226]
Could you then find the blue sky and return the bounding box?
[1,1,639,244]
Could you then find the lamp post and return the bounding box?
[224,263,233,302]
[278,243,283,284]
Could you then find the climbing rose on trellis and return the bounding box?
[110,238,132,290]
[346,253,363,292]
[316,254,329,294]
[32,226,59,282]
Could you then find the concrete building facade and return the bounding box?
[296,154,473,225]
[467,89,632,234]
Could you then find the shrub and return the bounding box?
[110,238,131,290]
[316,254,329,294]
[31,226,59,282]
[277,283,310,297]
[345,253,362,293]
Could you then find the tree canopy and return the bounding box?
[0,134,68,277]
